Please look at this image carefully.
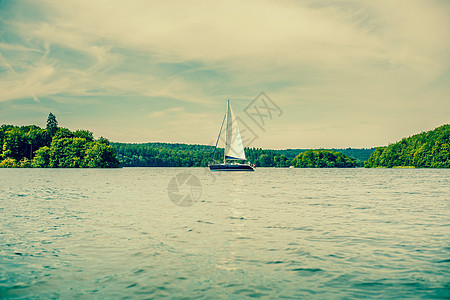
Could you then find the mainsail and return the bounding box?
[224,100,246,161]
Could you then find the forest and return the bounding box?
[292,150,357,168]
[275,148,375,162]
[113,143,365,168]
[0,113,119,168]
[365,124,450,168]
[4,114,447,169]
[113,143,292,167]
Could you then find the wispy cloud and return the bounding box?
[0,52,17,75]
[148,107,184,118]
[32,94,40,103]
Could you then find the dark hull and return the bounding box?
[209,164,254,171]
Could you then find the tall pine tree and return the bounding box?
[46,112,58,137]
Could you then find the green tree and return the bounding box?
[0,157,18,168]
[2,127,28,161]
[74,130,94,142]
[84,138,120,168]
[257,154,269,166]
[294,150,356,168]
[0,120,120,168]
[46,112,58,137]
[19,158,32,168]
[25,126,49,158]
[366,124,449,168]
[31,146,51,167]
[49,137,89,168]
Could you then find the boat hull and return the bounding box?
[209,163,254,171]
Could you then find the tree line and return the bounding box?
[113,143,293,167]
[365,124,450,168]
[113,143,361,168]
[275,148,375,162]
[0,113,119,168]
[13,112,446,169]
[292,149,357,168]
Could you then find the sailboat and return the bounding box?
[209,100,255,171]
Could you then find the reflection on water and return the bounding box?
[1,168,449,298]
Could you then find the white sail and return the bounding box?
[225,101,246,160]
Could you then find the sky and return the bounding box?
[0,0,449,149]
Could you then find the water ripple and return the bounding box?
[0,168,449,299]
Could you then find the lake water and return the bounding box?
[1,168,449,299]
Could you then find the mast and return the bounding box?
[224,99,229,163]
[210,113,226,165]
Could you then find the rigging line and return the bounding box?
[224,100,230,163]
[210,113,226,164]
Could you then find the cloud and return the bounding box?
[0,52,17,75]
[3,1,449,98]
[38,0,447,69]
[0,0,449,147]
[32,94,41,103]
[147,106,184,118]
